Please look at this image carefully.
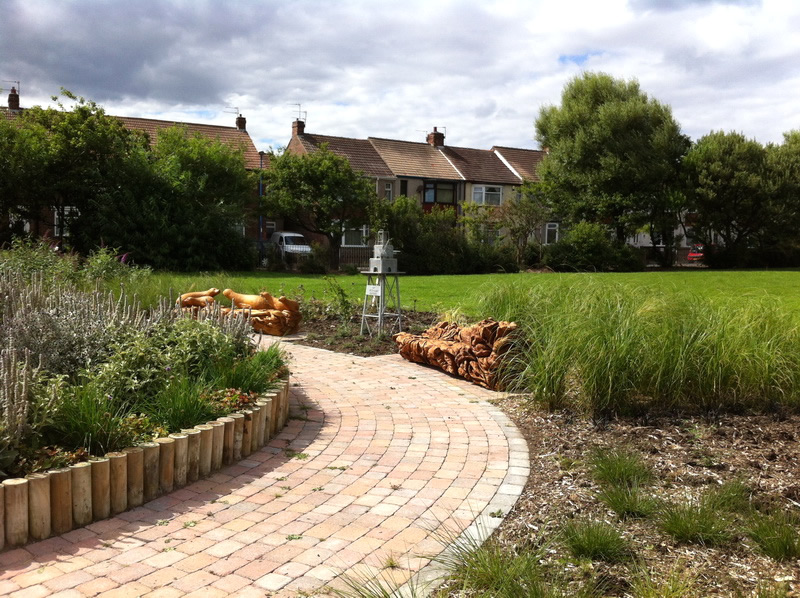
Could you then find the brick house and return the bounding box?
[285,120,556,251]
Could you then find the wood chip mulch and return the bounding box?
[489,396,800,596]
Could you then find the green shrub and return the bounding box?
[0,238,80,282]
[598,485,658,519]
[142,374,222,433]
[590,448,654,488]
[298,242,329,274]
[50,381,163,455]
[659,501,731,546]
[206,345,285,395]
[747,512,800,561]
[562,519,632,562]
[542,221,643,272]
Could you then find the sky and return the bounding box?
[2,0,799,152]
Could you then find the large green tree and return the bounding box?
[535,72,690,258]
[264,144,376,267]
[79,125,257,270]
[683,131,768,265]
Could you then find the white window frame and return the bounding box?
[54,206,78,238]
[545,222,559,245]
[472,185,502,206]
[384,182,393,202]
[341,224,370,247]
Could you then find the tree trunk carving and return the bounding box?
[393,319,517,390]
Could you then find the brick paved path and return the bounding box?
[0,343,529,597]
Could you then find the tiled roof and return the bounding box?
[442,146,522,185]
[1,108,263,169]
[297,133,394,177]
[368,137,462,180]
[117,116,262,170]
[491,146,546,182]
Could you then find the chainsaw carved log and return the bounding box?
[393,319,517,390]
[178,288,302,336]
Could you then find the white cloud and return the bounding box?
[2,0,800,151]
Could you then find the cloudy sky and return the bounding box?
[2,0,799,152]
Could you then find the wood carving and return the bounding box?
[177,288,220,308]
[393,319,517,390]
[181,288,302,336]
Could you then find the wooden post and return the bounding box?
[49,468,72,535]
[3,478,29,547]
[122,448,143,509]
[261,398,273,445]
[26,472,50,541]
[208,421,224,471]
[90,457,111,521]
[170,434,188,488]
[256,400,269,449]
[231,414,244,461]
[218,417,235,465]
[107,452,127,515]
[0,485,4,551]
[251,403,263,453]
[196,424,213,477]
[241,410,253,458]
[156,438,175,494]
[182,429,201,483]
[283,376,291,428]
[70,462,92,527]
[270,388,280,437]
[141,442,160,502]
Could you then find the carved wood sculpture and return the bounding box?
[221,289,302,336]
[177,288,220,308]
[393,319,517,390]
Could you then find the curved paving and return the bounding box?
[0,343,529,597]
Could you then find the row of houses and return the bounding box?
[3,86,688,261]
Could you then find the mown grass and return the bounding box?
[112,269,800,314]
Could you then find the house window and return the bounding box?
[472,185,502,206]
[263,220,276,240]
[385,183,393,202]
[424,181,456,204]
[545,222,559,245]
[400,180,408,196]
[342,224,369,247]
[54,206,78,238]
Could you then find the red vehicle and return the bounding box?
[687,243,705,262]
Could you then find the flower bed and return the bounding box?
[0,376,290,550]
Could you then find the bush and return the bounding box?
[297,242,329,274]
[590,447,654,488]
[562,519,632,562]
[747,512,800,561]
[659,501,731,546]
[543,221,643,272]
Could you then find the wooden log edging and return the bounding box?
[0,375,291,551]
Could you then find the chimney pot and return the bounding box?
[426,126,445,147]
[292,119,305,136]
[8,86,20,111]
[235,114,246,131]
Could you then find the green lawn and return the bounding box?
[140,269,800,315]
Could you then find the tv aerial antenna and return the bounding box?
[224,105,240,116]
[289,103,307,122]
[2,79,20,94]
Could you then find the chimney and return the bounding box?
[8,86,20,111]
[292,119,305,136]
[426,126,444,147]
[235,113,246,131]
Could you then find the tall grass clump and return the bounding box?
[747,511,800,561]
[478,279,800,416]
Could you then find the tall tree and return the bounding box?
[81,125,257,270]
[535,72,690,258]
[264,144,376,267]
[683,130,767,265]
[496,181,550,265]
